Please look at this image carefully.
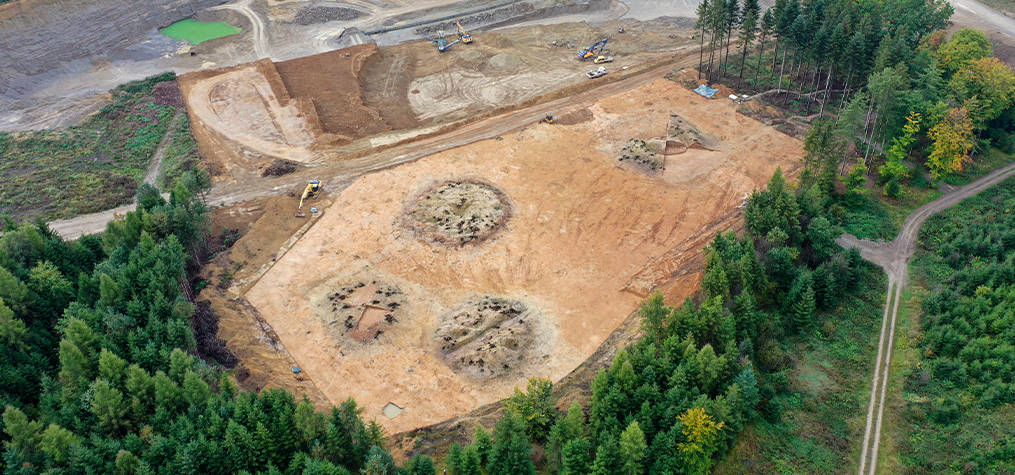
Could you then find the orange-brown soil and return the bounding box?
[242,78,803,433]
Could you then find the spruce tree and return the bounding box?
[618,421,647,475]
[560,438,592,475]
[488,413,536,475]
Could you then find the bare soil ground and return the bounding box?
[274,43,391,140]
[177,21,696,182]
[241,77,802,433]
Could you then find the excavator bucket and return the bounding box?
[295,211,306,218]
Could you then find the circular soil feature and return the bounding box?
[402,180,510,246]
[435,296,536,378]
[315,278,407,344]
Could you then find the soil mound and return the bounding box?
[489,54,522,69]
[292,5,362,26]
[260,159,300,177]
[435,296,536,378]
[313,278,407,344]
[617,138,662,172]
[555,108,593,125]
[402,180,510,246]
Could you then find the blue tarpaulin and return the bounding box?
[693,84,717,98]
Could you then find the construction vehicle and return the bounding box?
[586,66,607,79]
[593,55,614,64]
[295,180,322,217]
[456,21,473,44]
[578,38,608,61]
[538,114,554,124]
[425,30,461,52]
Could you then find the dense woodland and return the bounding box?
[899,177,1015,474]
[697,0,1015,189]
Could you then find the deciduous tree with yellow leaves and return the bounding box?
[677,407,725,475]
[927,107,975,179]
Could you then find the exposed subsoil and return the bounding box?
[260,158,300,176]
[243,78,803,433]
[274,43,390,140]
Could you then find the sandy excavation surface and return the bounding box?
[243,77,802,432]
[177,21,695,181]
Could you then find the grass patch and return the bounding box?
[158,114,202,190]
[0,73,193,222]
[941,147,1015,187]
[714,265,886,475]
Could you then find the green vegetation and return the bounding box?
[0,73,196,222]
[160,19,241,45]
[895,176,1015,474]
[1,177,396,475]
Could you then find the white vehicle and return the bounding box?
[587,66,608,79]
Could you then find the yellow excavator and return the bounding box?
[295,180,322,217]
[538,114,554,124]
[456,21,473,44]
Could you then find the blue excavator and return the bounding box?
[578,38,608,61]
[425,30,461,52]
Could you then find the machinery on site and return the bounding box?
[456,21,473,44]
[587,66,608,79]
[425,30,461,52]
[593,55,614,64]
[578,38,608,60]
[295,180,322,217]
[538,114,555,124]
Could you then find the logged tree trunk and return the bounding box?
[819,65,833,116]
[698,21,707,80]
[754,36,767,87]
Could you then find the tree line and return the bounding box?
[435,168,875,475]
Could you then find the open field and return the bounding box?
[239,76,802,432]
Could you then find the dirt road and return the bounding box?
[950,0,1015,40]
[50,49,698,239]
[842,159,1015,475]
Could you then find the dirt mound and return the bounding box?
[555,108,593,125]
[435,296,536,379]
[664,113,715,153]
[152,80,185,109]
[292,5,362,25]
[401,180,510,246]
[260,159,300,177]
[488,54,522,69]
[617,138,662,171]
[313,277,407,344]
[274,43,390,141]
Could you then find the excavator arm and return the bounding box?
[456,21,473,43]
[578,38,608,60]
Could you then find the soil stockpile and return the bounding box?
[292,4,362,25]
[401,181,510,246]
[274,43,390,140]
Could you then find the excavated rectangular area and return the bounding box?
[244,78,803,433]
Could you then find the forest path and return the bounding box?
[841,159,1015,475]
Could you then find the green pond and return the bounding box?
[161,18,241,45]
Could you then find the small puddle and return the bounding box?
[161,18,242,45]
[382,402,403,419]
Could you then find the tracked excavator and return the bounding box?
[295,180,322,217]
[578,38,608,61]
[425,30,461,52]
[456,21,473,44]
[538,114,554,124]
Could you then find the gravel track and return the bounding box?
[841,159,1015,475]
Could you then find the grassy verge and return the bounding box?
[941,146,1015,187]
[0,73,197,222]
[714,264,886,474]
[158,113,203,190]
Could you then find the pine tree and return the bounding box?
[789,272,817,332]
[472,425,492,468]
[738,8,759,81]
[618,421,647,475]
[488,413,536,475]
[406,454,436,475]
[590,435,621,475]
[559,438,592,475]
